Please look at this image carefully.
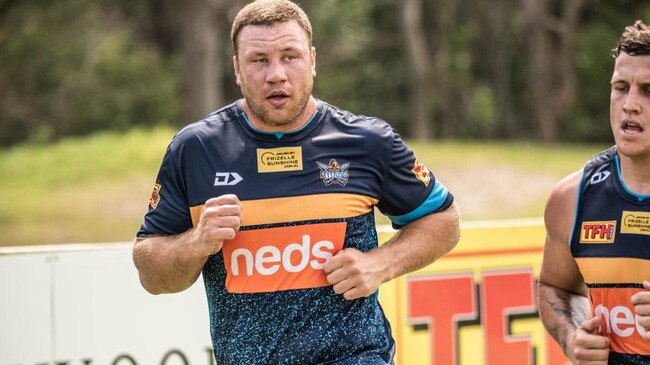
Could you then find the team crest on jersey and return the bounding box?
[149,183,161,209]
[411,160,431,187]
[317,159,349,186]
[580,220,616,244]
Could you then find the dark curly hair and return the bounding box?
[612,20,650,58]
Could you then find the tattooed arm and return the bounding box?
[537,172,610,364]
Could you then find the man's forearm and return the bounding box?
[132,230,208,294]
[375,202,460,282]
[537,281,591,355]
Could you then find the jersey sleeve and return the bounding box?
[375,129,453,228]
[137,138,193,237]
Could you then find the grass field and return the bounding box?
[0,127,609,246]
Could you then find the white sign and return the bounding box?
[0,244,214,365]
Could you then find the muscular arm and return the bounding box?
[133,232,208,294]
[375,201,461,279]
[324,202,460,300]
[537,172,609,362]
[132,195,242,294]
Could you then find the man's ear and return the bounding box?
[233,55,241,85]
[311,46,317,77]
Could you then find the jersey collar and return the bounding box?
[235,99,324,142]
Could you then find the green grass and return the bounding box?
[0,127,176,246]
[407,140,610,174]
[0,128,608,246]
[0,127,174,189]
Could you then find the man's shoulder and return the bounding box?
[171,101,242,147]
[584,145,617,172]
[322,101,395,140]
[544,170,581,240]
[550,171,582,204]
[544,147,617,232]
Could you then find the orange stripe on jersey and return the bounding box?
[575,257,650,284]
[221,222,347,293]
[189,193,378,226]
[589,286,650,355]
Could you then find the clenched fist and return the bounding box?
[323,248,386,300]
[193,194,243,256]
[632,281,650,341]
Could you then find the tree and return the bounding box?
[474,0,520,138]
[402,0,433,140]
[523,0,587,142]
[180,0,222,122]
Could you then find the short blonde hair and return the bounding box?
[231,0,312,55]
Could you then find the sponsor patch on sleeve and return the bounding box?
[149,183,161,209]
[411,160,431,187]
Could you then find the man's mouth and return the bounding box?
[267,91,289,104]
[622,120,645,134]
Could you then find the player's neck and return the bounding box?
[618,153,650,195]
[243,97,317,133]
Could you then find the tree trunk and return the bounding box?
[524,0,586,142]
[431,0,464,138]
[402,0,433,140]
[554,0,585,126]
[180,0,223,123]
[477,0,519,138]
[524,0,553,141]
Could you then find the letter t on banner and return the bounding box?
[407,274,477,365]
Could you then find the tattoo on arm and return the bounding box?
[545,289,573,352]
[539,283,589,355]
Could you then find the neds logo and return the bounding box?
[221,222,347,293]
[231,234,335,275]
[590,286,650,355]
[594,304,647,338]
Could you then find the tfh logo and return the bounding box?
[580,221,616,244]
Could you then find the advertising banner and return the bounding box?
[0,219,569,365]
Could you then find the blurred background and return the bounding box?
[1,0,649,246]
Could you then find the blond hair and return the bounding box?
[231,0,312,54]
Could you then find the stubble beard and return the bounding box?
[242,81,313,129]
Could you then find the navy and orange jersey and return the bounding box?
[570,146,650,364]
[137,99,453,364]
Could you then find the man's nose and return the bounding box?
[266,59,288,84]
[623,87,642,114]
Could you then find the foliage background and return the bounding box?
[0,0,646,245]
[2,0,650,146]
